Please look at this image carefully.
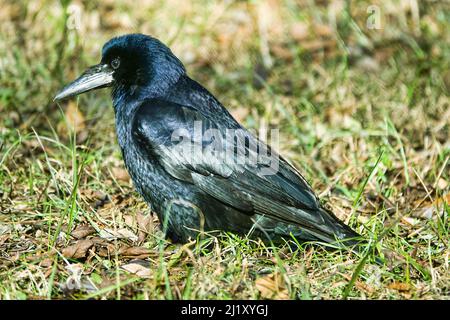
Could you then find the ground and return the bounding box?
[0,0,449,299]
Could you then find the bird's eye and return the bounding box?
[111,58,120,70]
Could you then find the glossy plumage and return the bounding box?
[55,34,361,247]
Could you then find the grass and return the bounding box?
[0,0,449,299]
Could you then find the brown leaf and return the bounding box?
[121,262,152,278]
[124,214,137,230]
[111,167,130,183]
[39,258,53,268]
[388,282,411,292]
[118,246,151,258]
[314,23,333,37]
[271,45,293,61]
[383,249,407,268]
[57,101,86,137]
[302,39,336,52]
[136,212,154,243]
[413,192,450,219]
[255,273,289,300]
[96,247,111,258]
[437,193,450,205]
[80,189,108,202]
[341,273,375,294]
[99,228,138,242]
[71,224,96,239]
[290,22,309,41]
[62,240,94,259]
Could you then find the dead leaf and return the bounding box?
[124,214,137,230]
[388,282,411,292]
[121,262,152,278]
[413,192,450,219]
[0,224,11,236]
[99,228,138,242]
[290,22,309,41]
[437,178,448,190]
[341,273,375,294]
[383,249,407,268]
[62,263,84,291]
[62,240,94,259]
[356,56,380,72]
[255,273,289,299]
[302,39,336,52]
[60,263,97,294]
[314,23,333,37]
[71,224,96,239]
[111,167,130,183]
[436,193,450,205]
[271,45,293,60]
[57,101,86,137]
[401,216,419,226]
[39,258,53,268]
[118,246,151,258]
[137,212,154,243]
[80,189,109,208]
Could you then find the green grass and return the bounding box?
[0,0,449,299]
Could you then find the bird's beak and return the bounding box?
[54,64,114,101]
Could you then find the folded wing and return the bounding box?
[132,98,360,244]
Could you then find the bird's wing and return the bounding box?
[132,98,343,241]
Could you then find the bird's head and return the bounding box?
[54,34,186,102]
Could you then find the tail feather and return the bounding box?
[315,207,363,248]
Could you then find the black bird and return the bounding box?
[55,34,361,248]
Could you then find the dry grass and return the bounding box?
[0,0,449,299]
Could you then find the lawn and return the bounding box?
[0,0,448,299]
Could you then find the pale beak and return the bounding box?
[54,64,114,101]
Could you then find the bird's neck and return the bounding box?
[112,58,186,107]
[111,81,167,106]
[113,97,139,153]
[112,71,187,153]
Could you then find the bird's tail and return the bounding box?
[313,207,364,251]
[315,207,386,264]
